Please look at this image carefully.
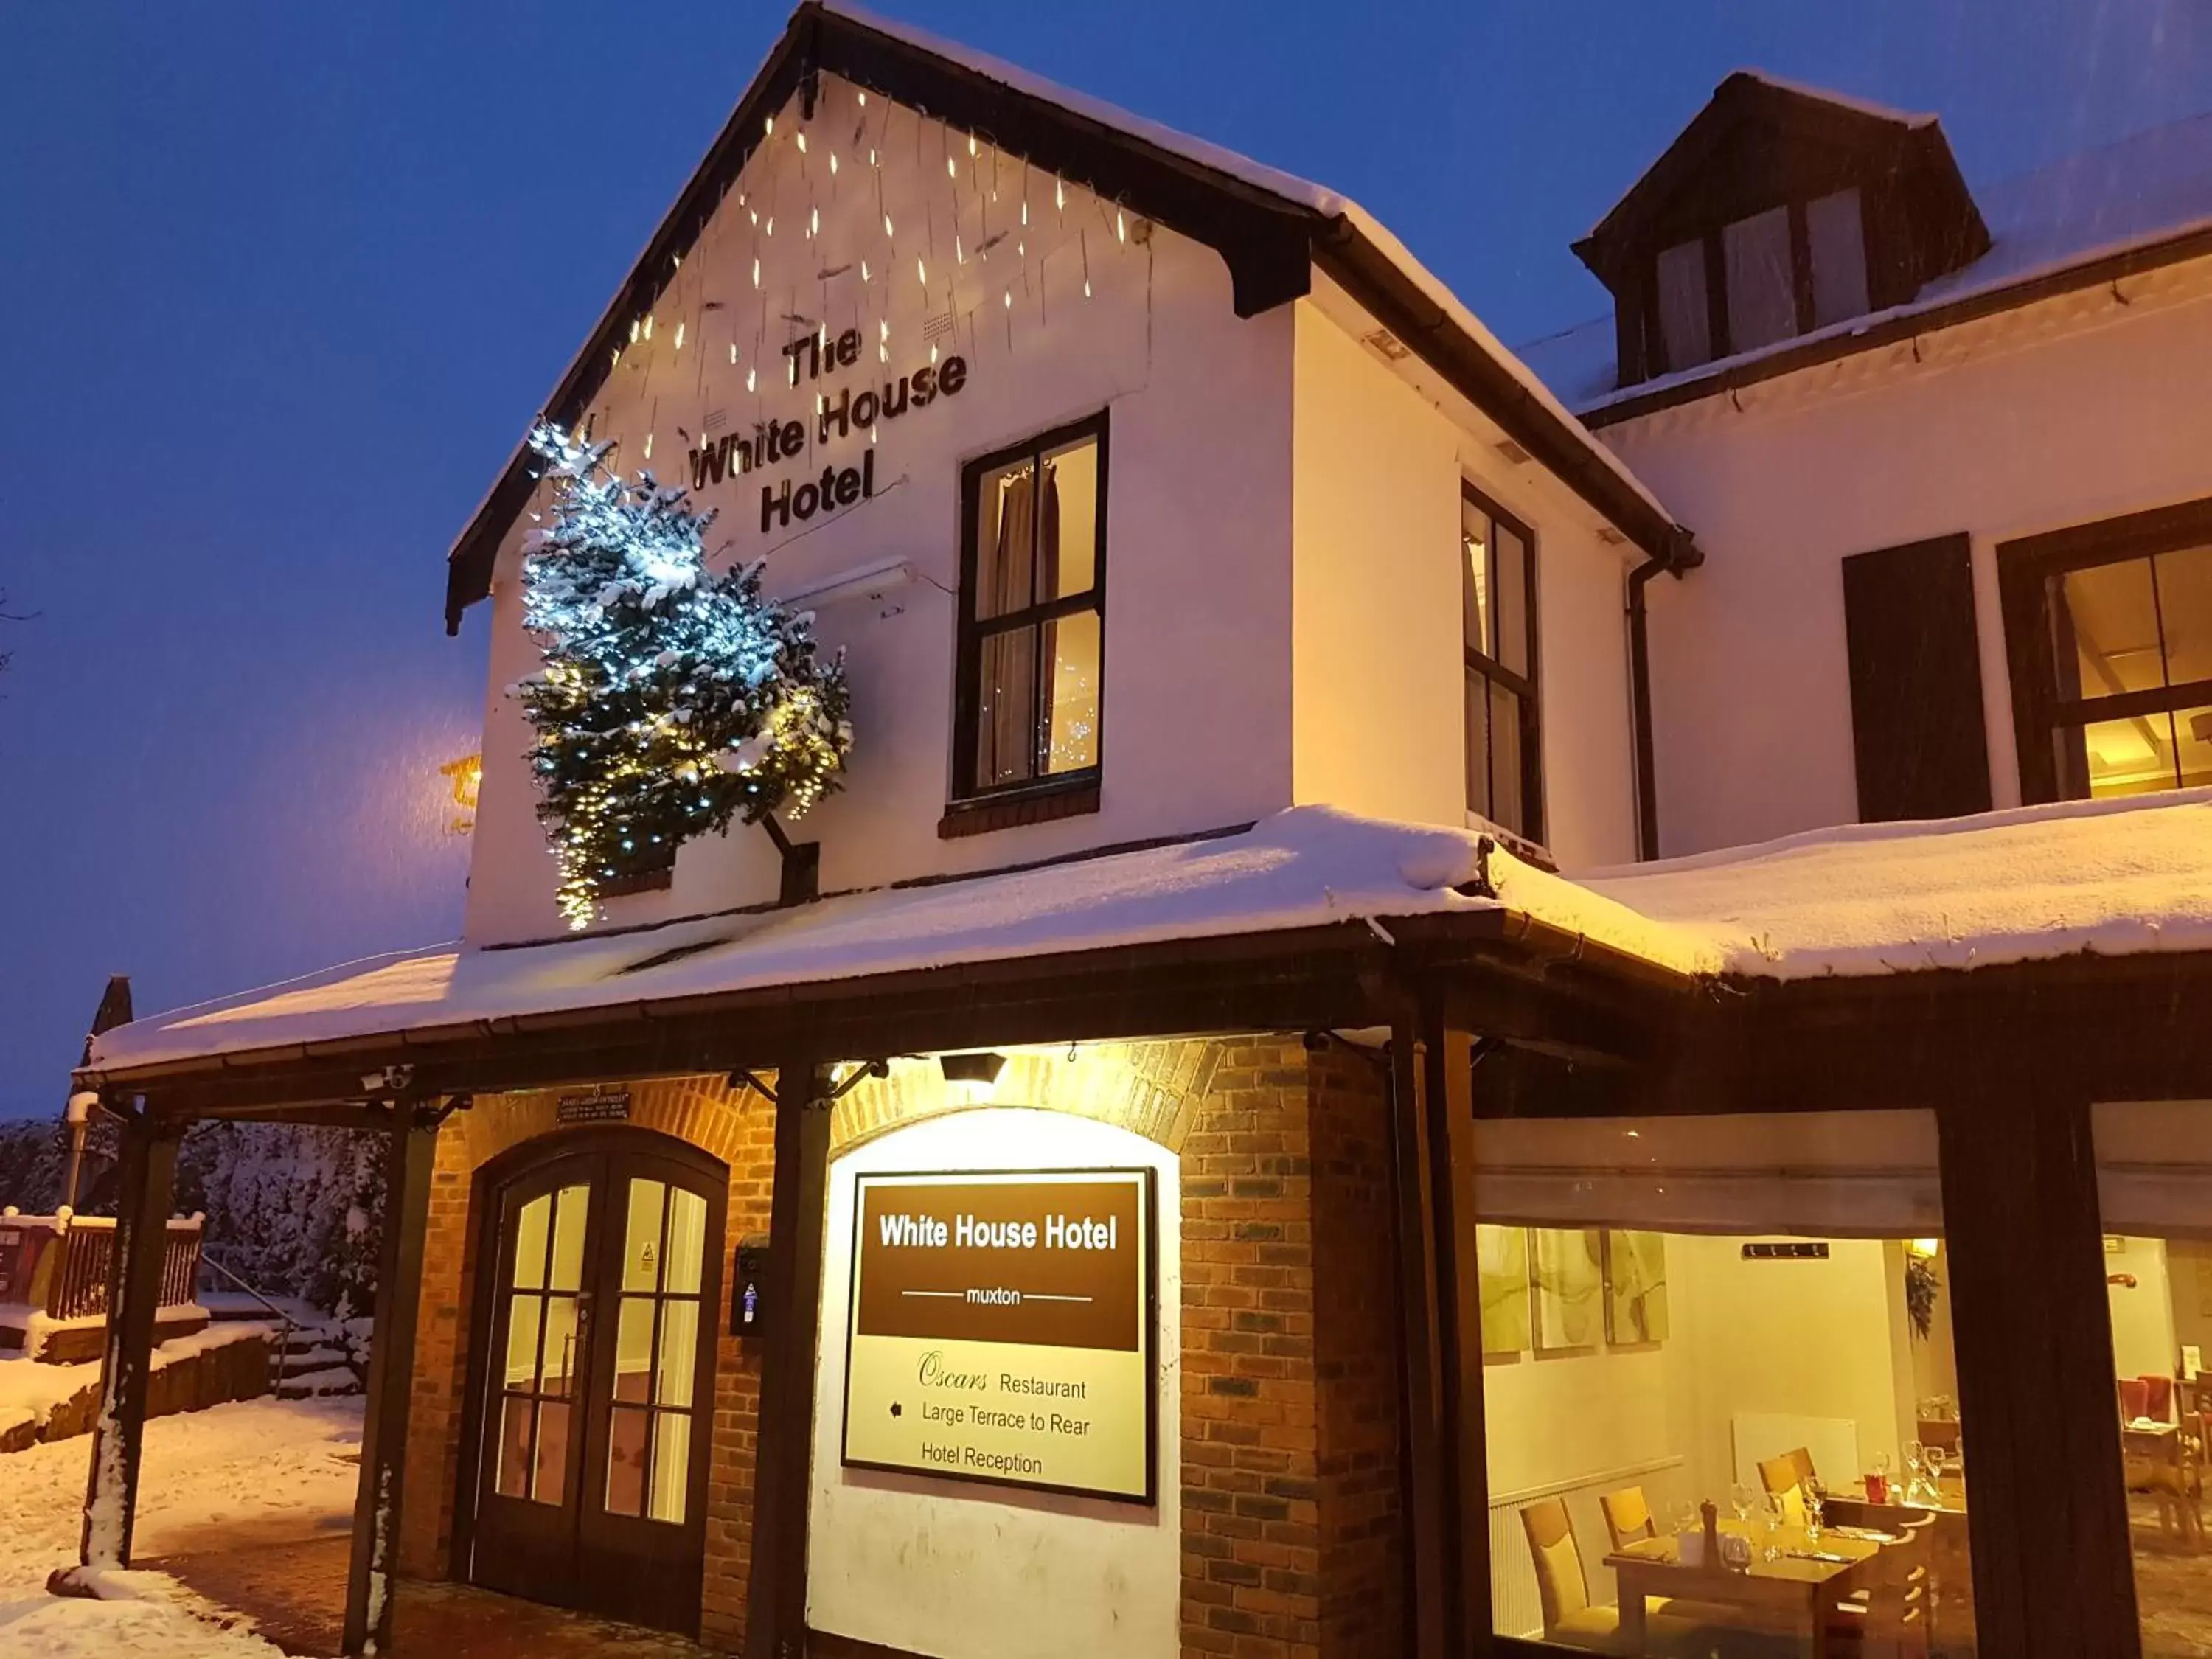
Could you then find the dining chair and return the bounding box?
[2121,1377,2152,1422]
[2124,1420,2205,1548]
[2140,1374,2175,1422]
[1600,1485,1658,1554]
[1786,1446,1818,1488]
[1757,1454,1807,1526]
[1521,1498,1624,1652]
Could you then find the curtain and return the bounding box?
[977,463,1062,785]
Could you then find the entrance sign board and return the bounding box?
[842,1169,1155,1503]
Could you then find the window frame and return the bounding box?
[1461,483,1545,847]
[947,410,1111,824]
[1997,493,2212,804]
[1642,187,1867,375]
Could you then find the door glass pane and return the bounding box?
[2093,1101,2212,1657]
[2058,559,2165,699]
[614,1295,656,1404]
[1477,1109,1979,1655]
[1464,504,1493,657]
[656,1300,700,1410]
[503,1294,543,1388]
[650,1412,692,1523]
[622,1179,667,1293]
[664,1188,708,1296]
[1489,682,1525,835]
[1493,521,1531,677]
[2154,544,2212,686]
[975,457,1039,619]
[539,1295,580,1397]
[511,1194,551,1291]
[548,1183,591,1293]
[975,625,1041,786]
[1042,611,1100,774]
[605,1405,650,1517]
[1043,435,1100,600]
[495,1394,535,1498]
[1656,239,1711,371]
[1723,206,1798,352]
[532,1399,570,1503]
[1465,672,1492,817]
[1806,188,1869,327]
[2076,708,2182,797]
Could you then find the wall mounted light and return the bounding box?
[939,1051,1006,1090]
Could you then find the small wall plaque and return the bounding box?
[1742,1241,1829,1260]
[556,1085,632,1124]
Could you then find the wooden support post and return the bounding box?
[1938,1093,2140,1659]
[80,1104,183,1568]
[342,1102,442,1657]
[1389,1009,1488,1658]
[745,1053,834,1659]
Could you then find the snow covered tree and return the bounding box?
[514,425,854,927]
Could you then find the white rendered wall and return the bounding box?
[807,1107,1180,1659]
[1608,270,2212,858]
[464,73,1294,945]
[1288,302,1642,870]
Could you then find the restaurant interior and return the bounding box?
[1471,1106,2212,1658]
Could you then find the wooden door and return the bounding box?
[465,1133,725,1633]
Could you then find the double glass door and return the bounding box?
[467,1135,724,1633]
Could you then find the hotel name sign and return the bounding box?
[685,324,970,538]
[842,1169,1155,1503]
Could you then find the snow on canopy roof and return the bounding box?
[84,807,1707,1078]
[1580,787,2212,981]
[1526,104,2212,415]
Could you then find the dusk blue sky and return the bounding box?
[4,1,2211,1119]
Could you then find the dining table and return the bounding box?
[1606,1517,1891,1658]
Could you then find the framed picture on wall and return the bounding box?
[1603,1229,1670,1344]
[1531,1227,1603,1351]
[1478,1225,1531,1354]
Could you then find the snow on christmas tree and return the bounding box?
[513,425,854,927]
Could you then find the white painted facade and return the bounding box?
[1604,250,2212,858]
[458,71,1649,947]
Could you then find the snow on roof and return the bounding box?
[85,793,2212,1078]
[85,808,1704,1077]
[1580,787,2212,981]
[818,2,1683,535]
[1526,104,2212,414]
[1731,69,1938,130]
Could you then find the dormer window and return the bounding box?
[1574,72,1989,387]
[1651,187,1870,374]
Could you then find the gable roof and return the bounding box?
[1524,102,2212,421]
[1572,68,1984,293]
[442,0,1697,633]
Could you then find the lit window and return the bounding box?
[1478,1109,1981,1655]
[954,416,1107,799]
[1463,487,1542,842]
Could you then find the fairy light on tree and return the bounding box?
[512,424,854,928]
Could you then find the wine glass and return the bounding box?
[1762,1492,1786,1561]
[1924,1444,1949,1492]
[1904,1440,1926,1503]
[1731,1482,1756,1526]
[1804,1476,1825,1541]
[1871,1450,1893,1506]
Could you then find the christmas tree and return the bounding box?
[513,424,853,927]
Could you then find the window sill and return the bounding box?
[939,779,1102,840]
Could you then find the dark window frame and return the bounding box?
[946,411,1110,826]
[1461,483,1545,846]
[1644,189,1868,375]
[1998,493,2212,804]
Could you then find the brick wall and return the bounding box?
[1178,1037,1404,1659]
[394,1043,1404,1659]
[393,1076,776,1650]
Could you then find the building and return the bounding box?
[65,10,2212,1659]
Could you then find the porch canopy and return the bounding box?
[74,790,2212,1116]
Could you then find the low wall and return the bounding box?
[0,1326,274,1453]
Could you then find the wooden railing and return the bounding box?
[0,1209,205,1321]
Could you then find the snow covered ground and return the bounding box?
[0,1395,361,1656]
